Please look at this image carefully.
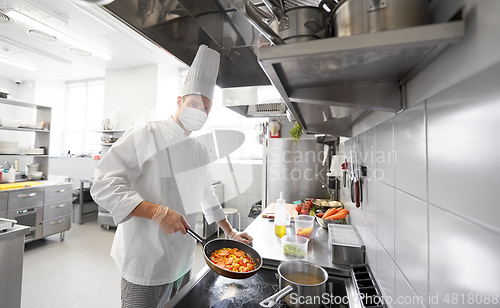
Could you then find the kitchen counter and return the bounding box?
[163,215,360,308]
[245,215,351,276]
[0,180,70,191]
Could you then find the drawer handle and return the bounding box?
[50,219,65,225]
[52,189,66,193]
[18,193,37,198]
[51,204,66,209]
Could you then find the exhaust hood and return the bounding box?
[102,1,465,137]
[222,85,287,118]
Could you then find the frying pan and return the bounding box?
[187,229,262,279]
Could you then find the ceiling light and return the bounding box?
[72,0,116,5]
[28,29,57,42]
[7,10,112,60]
[0,12,12,23]
[0,56,37,71]
[68,47,92,57]
[0,35,71,65]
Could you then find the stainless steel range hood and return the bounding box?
[102,1,465,137]
[222,85,287,118]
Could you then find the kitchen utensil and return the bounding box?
[260,260,328,308]
[281,235,309,258]
[323,0,430,37]
[295,215,314,240]
[187,228,263,279]
[328,224,365,265]
[28,171,43,181]
[270,6,328,43]
[237,0,328,45]
[19,148,44,155]
[26,163,39,176]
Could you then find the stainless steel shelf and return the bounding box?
[0,154,48,157]
[257,18,465,136]
[0,98,51,110]
[0,126,49,133]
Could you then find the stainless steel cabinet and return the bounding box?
[44,185,72,204]
[0,192,7,212]
[42,215,71,238]
[41,183,72,240]
[43,200,72,221]
[7,205,43,243]
[0,211,6,218]
[8,188,44,210]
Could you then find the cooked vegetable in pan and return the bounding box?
[210,248,256,272]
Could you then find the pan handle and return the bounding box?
[187,229,207,246]
[259,284,293,307]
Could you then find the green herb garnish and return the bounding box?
[289,122,303,144]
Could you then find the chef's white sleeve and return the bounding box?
[200,163,225,224]
[91,130,144,225]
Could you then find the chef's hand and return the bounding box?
[229,228,253,245]
[152,206,190,235]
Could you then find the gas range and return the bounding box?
[166,264,357,308]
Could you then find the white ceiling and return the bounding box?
[0,0,187,83]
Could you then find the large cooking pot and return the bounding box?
[260,261,328,308]
[320,0,430,37]
[187,229,263,279]
[243,0,328,45]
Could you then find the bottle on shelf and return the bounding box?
[7,168,15,183]
[274,192,287,238]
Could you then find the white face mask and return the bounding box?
[178,106,208,131]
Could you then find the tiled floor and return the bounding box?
[21,220,207,308]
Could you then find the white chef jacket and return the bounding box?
[91,116,225,286]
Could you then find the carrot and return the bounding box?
[316,213,324,218]
[336,209,349,215]
[325,212,347,220]
[322,208,336,219]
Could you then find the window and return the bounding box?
[195,87,267,160]
[62,80,104,155]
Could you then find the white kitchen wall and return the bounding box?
[340,1,500,307]
[48,157,99,190]
[211,161,262,231]
[103,63,182,130]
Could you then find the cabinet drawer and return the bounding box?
[44,200,72,221]
[0,191,7,212]
[42,215,71,237]
[44,185,72,204]
[8,188,44,210]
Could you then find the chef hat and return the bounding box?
[180,45,220,102]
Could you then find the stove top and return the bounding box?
[172,267,349,308]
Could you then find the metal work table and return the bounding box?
[0,224,30,308]
[163,215,360,308]
[245,215,351,276]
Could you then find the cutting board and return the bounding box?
[0,182,43,190]
[261,203,298,219]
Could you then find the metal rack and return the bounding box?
[257,12,465,136]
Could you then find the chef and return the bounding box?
[91,45,253,308]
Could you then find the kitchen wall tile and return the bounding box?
[365,127,377,179]
[377,240,395,308]
[376,182,395,258]
[427,64,500,233]
[376,119,395,186]
[234,194,247,207]
[394,102,427,201]
[358,132,367,166]
[364,177,377,232]
[395,190,428,305]
[429,205,500,303]
[395,267,426,308]
[363,220,378,270]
